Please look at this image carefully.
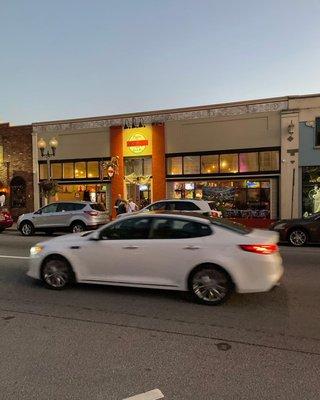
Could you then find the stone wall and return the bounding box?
[0,123,34,220]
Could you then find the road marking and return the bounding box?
[123,389,164,400]
[0,255,29,260]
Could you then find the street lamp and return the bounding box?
[37,137,59,179]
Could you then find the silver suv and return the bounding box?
[17,201,109,236]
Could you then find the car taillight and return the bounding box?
[84,211,99,216]
[239,244,278,255]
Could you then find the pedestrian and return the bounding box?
[0,192,5,207]
[118,199,127,214]
[114,193,122,215]
[127,198,138,213]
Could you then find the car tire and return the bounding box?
[20,221,34,236]
[288,228,308,247]
[70,221,86,233]
[189,264,234,306]
[41,256,75,290]
[0,228,4,233]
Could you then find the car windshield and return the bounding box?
[211,218,252,234]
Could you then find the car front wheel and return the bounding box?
[41,257,74,290]
[288,229,308,246]
[189,265,233,305]
[20,221,34,236]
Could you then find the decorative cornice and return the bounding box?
[33,100,288,134]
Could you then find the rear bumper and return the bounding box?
[235,253,284,293]
[0,220,13,229]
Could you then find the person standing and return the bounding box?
[114,194,122,215]
[0,192,5,207]
[127,198,138,213]
[117,199,127,214]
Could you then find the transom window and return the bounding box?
[167,149,279,176]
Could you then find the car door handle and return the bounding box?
[183,245,200,250]
[122,246,139,249]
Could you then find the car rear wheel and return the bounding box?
[288,229,308,246]
[41,256,74,290]
[189,265,233,305]
[70,221,86,233]
[20,221,34,236]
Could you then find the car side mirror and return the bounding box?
[34,210,42,215]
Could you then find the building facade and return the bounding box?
[0,123,34,219]
[33,96,289,223]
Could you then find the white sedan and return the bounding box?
[27,213,283,305]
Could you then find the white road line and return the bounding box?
[0,255,29,259]
[123,389,164,400]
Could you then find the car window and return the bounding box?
[57,203,76,212]
[147,202,168,211]
[41,204,58,213]
[90,203,106,211]
[100,217,152,240]
[150,217,212,239]
[211,218,252,234]
[72,203,86,211]
[173,201,200,211]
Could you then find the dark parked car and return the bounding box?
[0,207,13,233]
[270,212,320,246]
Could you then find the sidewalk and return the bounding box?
[6,223,17,232]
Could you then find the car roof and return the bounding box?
[118,211,212,224]
[47,201,93,204]
[154,199,211,203]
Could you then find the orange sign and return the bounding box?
[123,126,152,157]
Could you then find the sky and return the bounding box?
[1,0,320,125]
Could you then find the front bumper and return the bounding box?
[27,256,42,280]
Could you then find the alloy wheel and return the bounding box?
[72,223,85,233]
[192,268,230,304]
[289,230,307,246]
[42,259,70,289]
[21,223,32,236]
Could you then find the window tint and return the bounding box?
[90,203,106,211]
[41,204,58,213]
[73,203,86,210]
[150,218,212,239]
[101,218,151,240]
[57,203,74,212]
[173,201,200,211]
[148,202,168,211]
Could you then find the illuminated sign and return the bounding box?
[123,127,153,157]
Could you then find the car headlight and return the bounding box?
[274,222,287,230]
[30,244,44,256]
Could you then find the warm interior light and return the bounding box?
[221,161,227,168]
[49,137,58,149]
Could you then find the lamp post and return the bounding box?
[37,137,59,180]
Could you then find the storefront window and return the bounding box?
[87,161,99,178]
[167,157,182,175]
[168,179,274,218]
[143,158,152,175]
[183,156,200,175]
[259,151,279,171]
[51,163,62,179]
[239,152,259,172]
[302,166,320,216]
[63,163,74,179]
[220,154,238,173]
[125,158,143,176]
[75,162,86,179]
[39,164,48,180]
[201,155,219,174]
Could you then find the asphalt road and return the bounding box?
[0,230,319,400]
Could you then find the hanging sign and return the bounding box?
[123,126,152,157]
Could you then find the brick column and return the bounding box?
[152,123,166,201]
[110,125,124,219]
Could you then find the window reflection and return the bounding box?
[167,157,182,175]
[220,154,238,173]
[51,163,62,179]
[63,163,74,179]
[87,161,99,178]
[75,162,86,179]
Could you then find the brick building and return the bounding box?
[0,123,34,220]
